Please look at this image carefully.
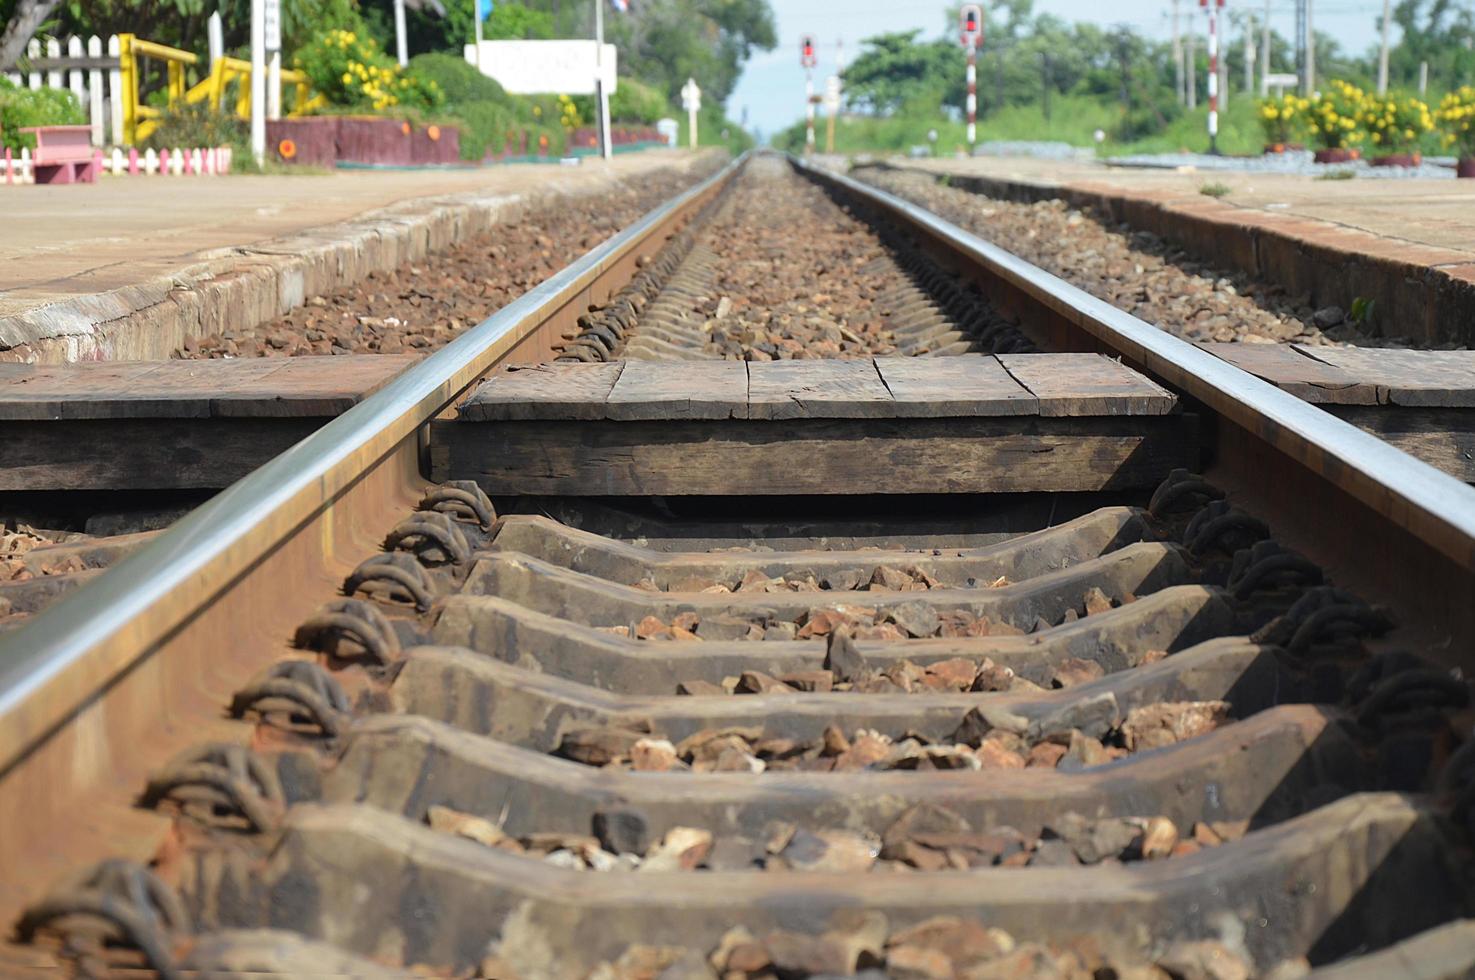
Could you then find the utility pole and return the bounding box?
[1419,59,1428,95]
[1040,51,1051,122]
[1172,0,1184,105]
[1186,32,1196,109]
[1307,0,1316,94]
[1376,0,1392,93]
[995,48,1004,117]
[1115,32,1131,112]
[593,0,610,160]
[1243,12,1255,95]
[825,38,843,154]
[1260,0,1271,95]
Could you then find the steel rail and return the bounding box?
[792,155,1475,571]
[0,154,743,778]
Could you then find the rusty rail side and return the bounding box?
[0,154,742,925]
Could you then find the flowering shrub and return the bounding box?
[295,29,443,112]
[1436,86,1475,157]
[556,93,581,130]
[1257,93,1306,144]
[1306,79,1365,149]
[1358,93,1432,153]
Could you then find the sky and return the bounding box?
[728,0,1392,139]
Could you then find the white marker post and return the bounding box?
[264,0,282,121]
[250,0,265,166]
[799,34,817,154]
[394,0,409,67]
[681,77,701,149]
[960,5,983,149]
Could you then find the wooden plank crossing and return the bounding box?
[457,355,1177,422]
[0,355,418,490]
[1199,343,1475,481]
[434,355,1194,496]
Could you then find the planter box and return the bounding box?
[1370,152,1421,167]
[267,118,338,167]
[336,117,413,166]
[411,124,460,165]
[1458,158,1475,179]
[1313,147,1358,164]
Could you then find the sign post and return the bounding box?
[473,0,487,74]
[960,5,983,150]
[681,77,701,149]
[800,34,817,154]
[249,0,265,165]
[593,0,611,160]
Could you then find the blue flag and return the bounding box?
[479,0,493,20]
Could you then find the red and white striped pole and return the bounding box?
[961,6,983,150]
[800,34,817,154]
[1203,0,1224,154]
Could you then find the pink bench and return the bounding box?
[19,125,97,184]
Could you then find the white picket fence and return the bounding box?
[4,35,125,147]
[3,144,234,183]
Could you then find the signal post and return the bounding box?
[800,34,817,154]
[1203,0,1225,154]
[961,6,983,149]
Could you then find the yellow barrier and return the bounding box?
[118,34,326,145]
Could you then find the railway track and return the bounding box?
[4,151,1475,978]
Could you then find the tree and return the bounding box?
[842,30,961,116]
[1,0,62,70]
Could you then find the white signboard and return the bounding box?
[680,78,701,112]
[463,40,617,95]
[264,0,281,51]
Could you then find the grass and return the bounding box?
[785,93,1274,159]
[1199,181,1232,197]
[1314,169,1357,180]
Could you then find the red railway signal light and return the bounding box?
[960,5,984,48]
[800,33,817,69]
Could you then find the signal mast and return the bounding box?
[800,34,819,154]
[960,5,984,149]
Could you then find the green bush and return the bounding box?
[142,100,249,153]
[0,78,86,152]
[609,77,670,124]
[294,27,443,112]
[409,52,508,105]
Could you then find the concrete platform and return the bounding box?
[0,150,717,364]
[884,156,1475,347]
[432,355,1198,495]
